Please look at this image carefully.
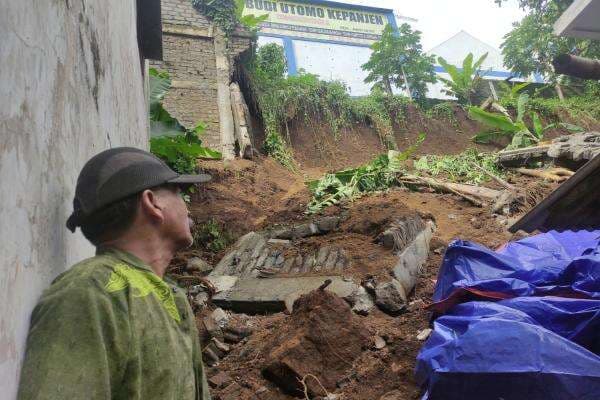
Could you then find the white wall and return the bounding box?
[0,0,148,397]
[293,40,374,96]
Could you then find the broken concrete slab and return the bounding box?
[377,214,426,252]
[206,275,238,294]
[498,132,600,168]
[209,230,349,279]
[392,221,434,296]
[212,276,372,314]
[547,131,600,162]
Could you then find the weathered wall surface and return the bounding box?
[0,0,148,397]
[153,0,252,153]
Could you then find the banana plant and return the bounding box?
[438,53,488,105]
[469,92,583,149]
[148,68,221,173]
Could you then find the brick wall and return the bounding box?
[161,0,211,29]
[155,0,252,151]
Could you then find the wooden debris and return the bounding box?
[470,162,515,190]
[513,167,574,182]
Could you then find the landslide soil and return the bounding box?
[173,124,559,400]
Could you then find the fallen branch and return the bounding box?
[401,175,489,207]
[513,167,574,182]
[470,162,515,190]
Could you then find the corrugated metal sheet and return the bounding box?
[509,154,600,233]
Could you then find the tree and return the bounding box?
[437,53,488,105]
[497,0,600,79]
[362,24,437,103]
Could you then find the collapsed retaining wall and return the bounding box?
[152,0,253,157]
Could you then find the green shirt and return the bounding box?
[18,247,210,400]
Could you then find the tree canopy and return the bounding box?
[497,0,600,79]
[362,24,437,103]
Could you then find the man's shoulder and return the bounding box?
[43,254,120,299]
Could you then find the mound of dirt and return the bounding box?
[261,289,371,397]
[190,157,311,241]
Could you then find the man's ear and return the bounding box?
[139,189,165,223]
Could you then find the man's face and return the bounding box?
[155,185,194,250]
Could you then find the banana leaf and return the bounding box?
[468,107,518,132]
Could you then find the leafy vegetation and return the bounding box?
[496,0,600,79]
[362,24,437,103]
[425,102,459,127]
[307,134,425,213]
[194,219,233,253]
[191,0,267,36]
[414,149,503,184]
[469,91,582,149]
[149,68,221,173]
[437,53,488,105]
[247,44,416,168]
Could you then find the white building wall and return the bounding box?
[0,0,148,397]
[293,40,373,96]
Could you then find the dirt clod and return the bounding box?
[261,290,371,397]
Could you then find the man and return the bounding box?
[18,147,211,400]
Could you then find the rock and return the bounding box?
[211,307,229,328]
[448,214,457,220]
[208,371,233,388]
[203,343,220,366]
[417,328,433,341]
[374,279,407,315]
[344,285,375,316]
[186,257,213,275]
[202,315,223,340]
[192,292,210,309]
[220,382,245,400]
[262,290,370,397]
[373,335,386,349]
[211,337,230,353]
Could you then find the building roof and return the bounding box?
[427,30,544,83]
[509,154,600,233]
[554,0,600,39]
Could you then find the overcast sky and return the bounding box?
[340,0,527,50]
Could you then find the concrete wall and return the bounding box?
[0,0,148,397]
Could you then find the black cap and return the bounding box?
[66,147,211,232]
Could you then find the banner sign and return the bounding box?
[243,0,389,40]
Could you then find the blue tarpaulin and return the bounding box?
[416,230,600,400]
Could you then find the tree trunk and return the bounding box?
[383,77,393,96]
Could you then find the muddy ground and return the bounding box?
[168,125,559,399]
